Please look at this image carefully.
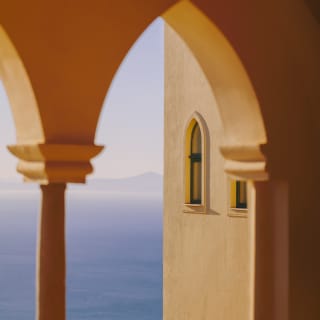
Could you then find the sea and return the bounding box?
[0,188,163,320]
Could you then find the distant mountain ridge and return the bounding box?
[0,172,163,193]
[82,171,163,193]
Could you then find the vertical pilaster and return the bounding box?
[37,183,66,320]
[254,181,289,320]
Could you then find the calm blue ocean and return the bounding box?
[0,190,162,320]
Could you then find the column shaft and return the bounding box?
[36,183,66,320]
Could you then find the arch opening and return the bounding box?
[66,18,164,319]
[0,76,38,319]
[94,0,268,181]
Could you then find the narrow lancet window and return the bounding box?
[189,122,202,204]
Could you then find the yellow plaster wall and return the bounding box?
[163,23,252,320]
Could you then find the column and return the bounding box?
[36,183,66,320]
[7,143,103,319]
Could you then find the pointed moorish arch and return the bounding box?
[0,0,317,185]
[0,0,268,182]
[97,0,268,181]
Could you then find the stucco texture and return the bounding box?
[163,24,252,320]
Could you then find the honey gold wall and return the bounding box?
[163,23,252,320]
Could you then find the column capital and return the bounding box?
[7,143,103,184]
[220,143,268,181]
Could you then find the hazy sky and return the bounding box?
[0,82,16,179]
[0,18,164,180]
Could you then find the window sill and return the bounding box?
[183,203,206,214]
[228,207,248,218]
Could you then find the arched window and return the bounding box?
[185,119,203,205]
[190,123,202,204]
